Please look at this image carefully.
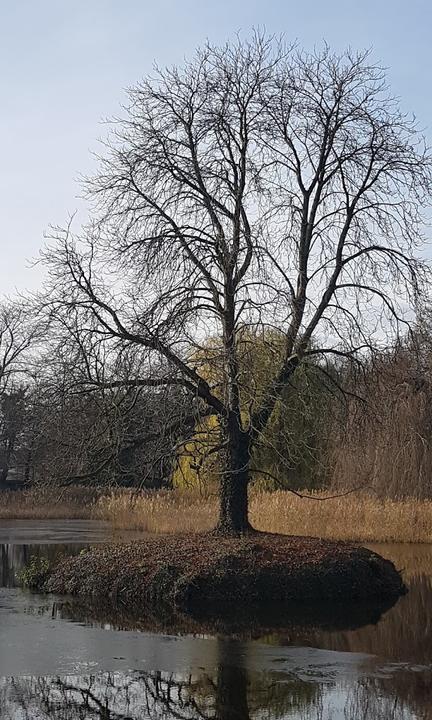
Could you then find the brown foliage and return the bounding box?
[330,343,432,499]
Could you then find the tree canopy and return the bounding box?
[40,35,432,533]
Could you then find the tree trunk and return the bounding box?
[0,467,8,488]
[215,659,250,719]
[217,274,254,535]
[215,414,253,536]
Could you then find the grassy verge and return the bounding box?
[95,489,432,543]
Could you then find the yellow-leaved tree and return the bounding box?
[173,331,332,492]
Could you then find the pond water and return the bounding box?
[0,521,431,719]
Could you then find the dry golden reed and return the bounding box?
[95,490,216,535]
[95,489,432,543]
[3,485,432,543]
[0,486,97,520]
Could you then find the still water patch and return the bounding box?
[0,524,430,719]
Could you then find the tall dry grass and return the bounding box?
[95,489,432,543]
[0,486,99,520]
[250,491,432,543]
[95,490,216,534]
[3,484,432,543]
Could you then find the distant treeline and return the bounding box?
[2,324,432,500]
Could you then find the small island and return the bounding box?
[31,533,404,618]
[2,35,431,619]
[2,11,432,720]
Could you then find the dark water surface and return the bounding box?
[0,523,431,719]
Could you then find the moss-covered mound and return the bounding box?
[43,533,405,614]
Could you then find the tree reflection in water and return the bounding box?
[344,674,432,720]
[1,663,430,720]
[0,543,86,588]
[1,542,431,719]
[0,638,320,720]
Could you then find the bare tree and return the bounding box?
[40,35,432,534]
[0,303,32,394]
[23,324,198,488]
[0,302,37,485]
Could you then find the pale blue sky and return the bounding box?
[1,0,432,292]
